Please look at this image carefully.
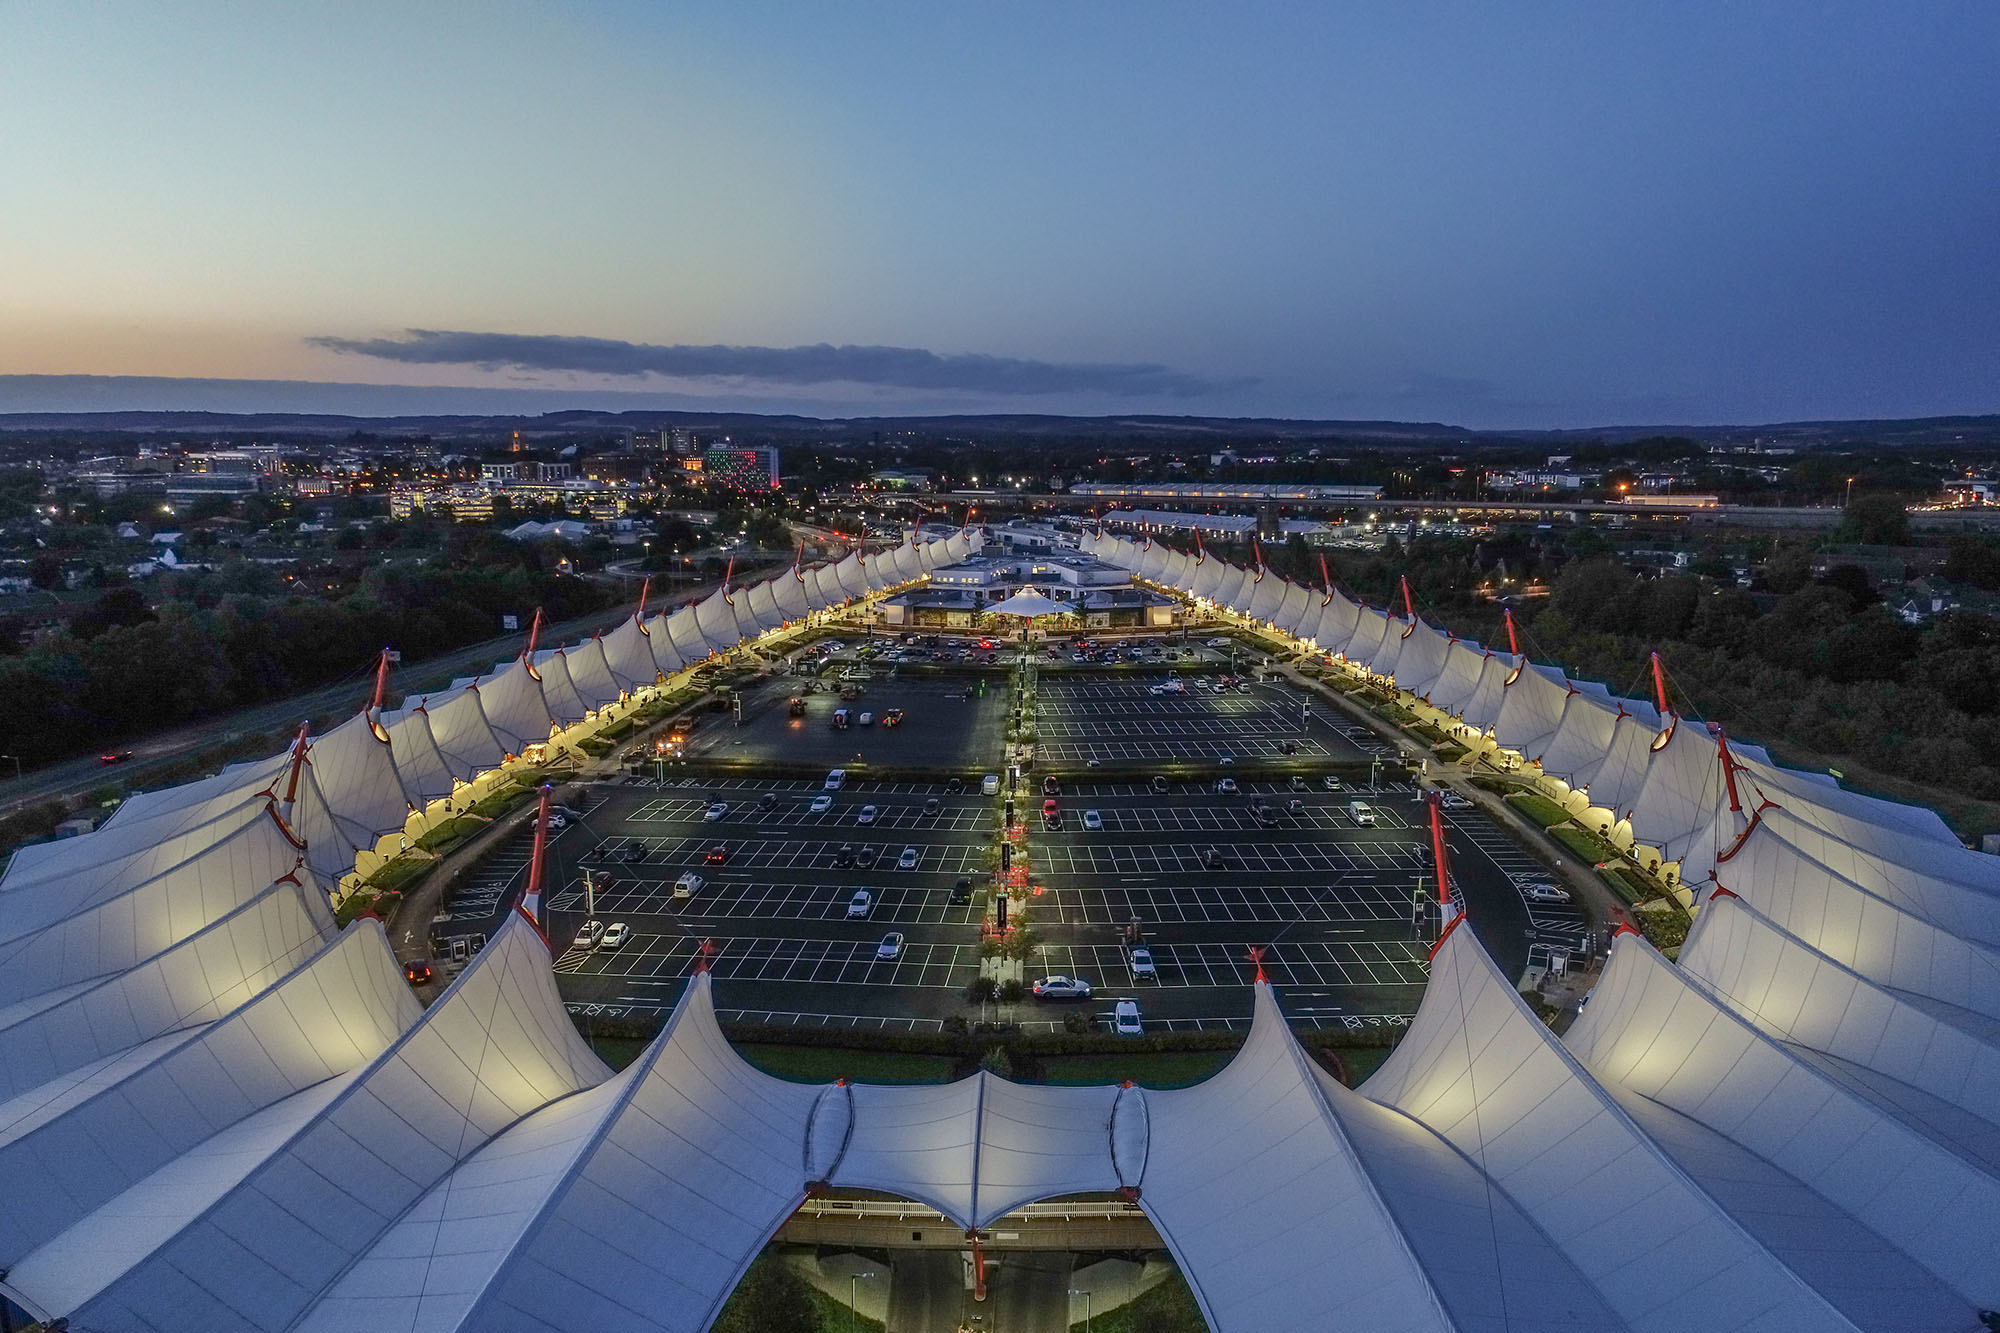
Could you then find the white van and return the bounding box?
[981,774,1001,795]
[673,872,703,900]
[825,769,846,790]
[1347,800,1378,827]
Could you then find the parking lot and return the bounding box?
[433,630,1581,1036]
[681,671,1008,769]
[1032,676,1367,764]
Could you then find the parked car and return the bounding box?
[758,792,778,810]
[1253,805,1279,828]
[949,876,974,905]
[673,872,703,900]
[1082,809,1103,831]
[1322,775,1343,791]
[1440,791,1472,809]
[1042,797,1060,818]
[846,890,874,919]
[1032,976,1093,1000]
[947,777,965,794]
[599,922,631,950]
[856,847,879,869]
[1348,801,1378,826]
[858,711,874,727]
[858,804,878,825]
[572,920,605,952]
[1290,775,1307,791]
[704,801,730,823]
[1521,883,1572,903]
[1113,1000,1144,1036]
[705,843,731,864]
[1129,946,1157,980]
[1151,775,1170,794]
[982,775,1000,795]
[810,794,834,814]
[1215,777,1238,795]
[883,708,905,728]
[825,768,847,789]
[876,932,905,960]
[924,797,941,816]
[1043,776,1061,796]
[403,960,434,986]
[898,846,920,870]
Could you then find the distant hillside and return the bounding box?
[0,374,1995,448]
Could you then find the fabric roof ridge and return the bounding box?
[1397,925,1865,1328]
[70,912,574,1317]
[1254,980,1460,1327]
[0,919,400,1157]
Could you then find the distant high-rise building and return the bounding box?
[664,428,696,456]
[702,444,780,492]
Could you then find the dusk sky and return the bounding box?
[3,2,1996,428]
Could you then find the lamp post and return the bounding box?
[1069,1288,1093,1331]
[1845,476,1856,507]
[849,1271,875,1330]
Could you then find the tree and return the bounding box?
[1835,493,1911,546]
[28,553,61,590]
[710,1253,815,1333]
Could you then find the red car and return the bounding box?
[1042,798,1059,819]
[97,751,134,766]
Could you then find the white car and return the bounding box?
[599,922,631,950]
[1322,775,1343,791]
[572,920,604,952]
[857,804,878,825]
[703,801,729,823]
[858,711,874,726]
[898,846,920,870]
[845,890,874,919]
[876,932,904,960]
[1129,946,1157,980]
[1033,976,1092,1000]
[547,812,568,830]
[1082,809,1103,831]
[1440,791,1472,809]
[810,794,833,814]
[1113,1000,1143,1036]
[824,769,846,790]
[1521,883,1572,904]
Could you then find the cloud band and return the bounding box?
[307,329,1250,398]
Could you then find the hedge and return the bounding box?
[1549,824,1621,865]
[1505,791,1573,828]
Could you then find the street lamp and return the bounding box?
[849,1271,875,1330]
[1845,476,1856,507]
[1069,1288,1094,1331]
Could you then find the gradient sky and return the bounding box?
[2,1,1996,428]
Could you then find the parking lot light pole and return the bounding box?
[850,1271,875,1330]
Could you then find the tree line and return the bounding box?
[0,558,616,767]
[1233,529,2000,814]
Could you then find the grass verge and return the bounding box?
[739,1044,958,1085]
[1037,1050,1235,1088]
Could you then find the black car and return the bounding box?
[833,844,856,868]
[924,797,941,815]
[945,777,964,794]
[1151,775,1170,794]
[856,847,880,869]
[1205,847,1226,869]
[621,843,648,862]
[949,876,974,905]
[758,792,778,810]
